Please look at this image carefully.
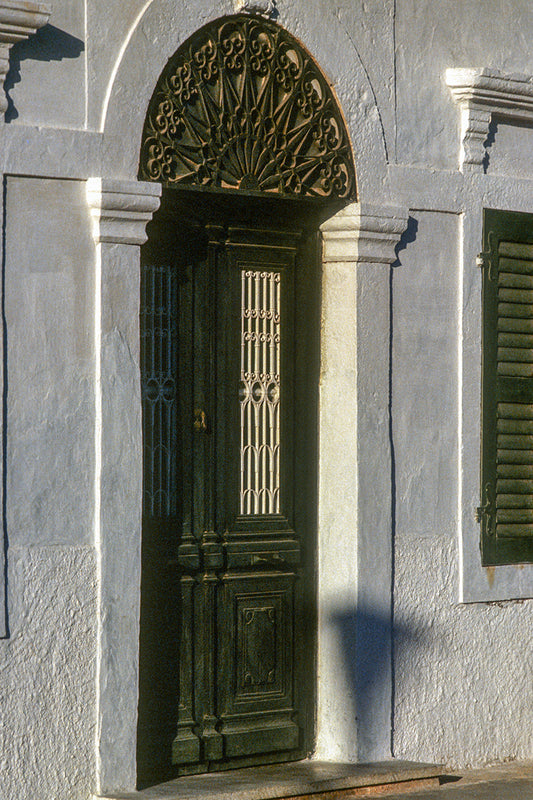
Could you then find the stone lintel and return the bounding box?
[0,1,51,114]
[320,202,409,264]
[86,178,161,246]
[446,67,533,171]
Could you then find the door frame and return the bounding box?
[88,182,407,795]
[90,4,408,795]
[136,189,323,783]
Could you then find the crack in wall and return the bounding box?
[333,5,390,164]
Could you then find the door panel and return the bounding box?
[217,572,299,758]
[138,206,317,781]
[221,230,296,536]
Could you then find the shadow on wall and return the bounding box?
[329,605,429,757]
[392,216,418,268]
[4,24,84,123]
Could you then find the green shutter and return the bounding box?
[481,209,533,565]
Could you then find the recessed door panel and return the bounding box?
[216,572,300,758]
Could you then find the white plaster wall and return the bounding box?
[87,0,151,131]
[6,0,533,158]
[391,209,533,766]
[1,2,533,796]
[395,1,533,169]
[6,0,86,129]
[0,177,98,797]
[5,177,95,548]
[0,546,97,800]
[84,0,397,144]
[486,121,533,179]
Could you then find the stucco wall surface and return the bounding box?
[0,545,97,800]
[7,0,533,171]
[85,0,396,147]
[2,0,397,150]
[4,177,95,548]
[0,176,99,796]
[6,0,86,129]
[87,0,152,131]
[0,1,533,796]
[395,0,533,169]
[391,209,533,766]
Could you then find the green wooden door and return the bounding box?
[137,196,318,782]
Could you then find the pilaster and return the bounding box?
[87,178,161,795]
[316,202,407,762]
[0,1,51,115]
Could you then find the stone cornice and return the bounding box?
[0,0,50,43]
[446,67,533,171]
[86,179,161,246]
[320,203,409,264]
[0,0,51,115]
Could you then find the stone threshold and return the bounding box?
[95,760,445,800]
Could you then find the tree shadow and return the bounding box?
[4,24,84,122]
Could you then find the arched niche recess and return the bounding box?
[135,14,357,786]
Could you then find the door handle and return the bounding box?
[193,408,209,433]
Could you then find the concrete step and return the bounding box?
[373,760,533,800]
[95,760,444,800]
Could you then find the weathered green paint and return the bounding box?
[481,208,533,565]
[137,188,321,785]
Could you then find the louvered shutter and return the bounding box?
[481,209,533,565]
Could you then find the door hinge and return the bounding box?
[477,251,497,282]
[476,483,495,536]
[476,252,487,269]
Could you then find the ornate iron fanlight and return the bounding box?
[139,15,356,200]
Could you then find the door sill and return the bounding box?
[95,759,445,800]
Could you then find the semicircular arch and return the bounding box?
[139,14,356,201]
[100,0,389,201]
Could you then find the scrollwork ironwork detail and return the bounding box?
[139,15,356,199]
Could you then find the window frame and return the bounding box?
[460,201,533,601]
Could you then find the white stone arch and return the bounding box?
[100,0,390,202]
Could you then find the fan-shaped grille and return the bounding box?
[139,15,356,199]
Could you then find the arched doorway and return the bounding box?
[136,14,356,786]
